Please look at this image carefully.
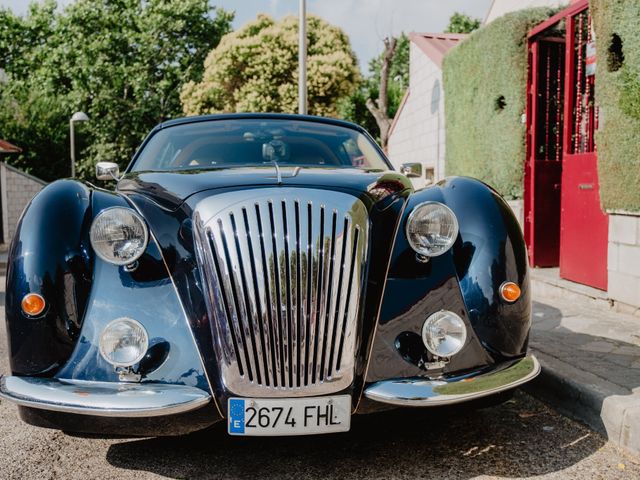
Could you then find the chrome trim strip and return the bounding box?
[355,197,408,412]
[364,355,541,407]
[0,376,211,417]
[194,188,369,397]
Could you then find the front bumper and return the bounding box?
[1,356,538,419]
[364,355,540,407]
[0,376,211,417]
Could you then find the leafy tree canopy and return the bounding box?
[0,0,232,181]
[181,14,361,117]
[338,33,409,141]
[445,12,482,34]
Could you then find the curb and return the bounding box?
[526,349,640,455]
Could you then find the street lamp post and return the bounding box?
[298,0,307,115]
[70,111,89,178]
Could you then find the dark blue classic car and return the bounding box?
[0,114,539,436]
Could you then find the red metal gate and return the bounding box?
[525,0,608,290]
[559,7,608,290]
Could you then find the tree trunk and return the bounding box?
[366,36,397,149]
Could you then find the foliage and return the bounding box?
[443,8,555,199]
[181,14,360,117]
[0,0,232,181]
[445,12,482,34]
[338,33,409,141]
[591,0,640,212]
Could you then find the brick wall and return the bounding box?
[387,42,445,189]
[0,162,47,245]
[607,214,640,308]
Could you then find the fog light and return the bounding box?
[21,293,46,316]
[99,318,149,367]
[422,311,467,357]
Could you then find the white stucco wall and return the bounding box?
[607,214,640,309]
[484,0,569,24]
[387,42,445,190]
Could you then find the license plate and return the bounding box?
[227,395,351,436]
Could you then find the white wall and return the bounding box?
[484,0,569,24]
[607,214,640,309]
[387,42,445,190]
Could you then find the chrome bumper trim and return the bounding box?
[0,376,211,417]
[364,355,540,407]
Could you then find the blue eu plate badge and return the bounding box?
[228,398,245,434]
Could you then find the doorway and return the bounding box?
[525,1,608,290]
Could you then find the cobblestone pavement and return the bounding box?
[1,286,639,479]
[531,299,640,393]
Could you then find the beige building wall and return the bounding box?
[484,0,569,24]
[387,42,445,190]
[0,162,46,245]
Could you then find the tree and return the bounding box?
[0,0,233,181]
[180,14,360,117]
[445,12,482,34]
[365,37,397,148]
[339,33,409,145]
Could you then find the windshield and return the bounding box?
[130,118,390,172]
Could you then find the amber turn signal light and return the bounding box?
[500,282,521,303]
[21,293,46,316]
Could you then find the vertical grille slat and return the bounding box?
[327,217,350,378]
[304,202,313,386]
[294,201,303,387]
[194,189,368,397]
[312,206,325,384]
[240,208,271,387]
[217,219,255,382]
[319,211,338,381]
[230,212,264,385]
[255,203,279,387]
[267,201,286,388]
[336,226,360,371]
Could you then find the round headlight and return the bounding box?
[99,318,149,367]
[406,202,459,257]
[422,310,467,357]
[90,207,148,265]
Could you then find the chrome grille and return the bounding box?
[193,188,369,397]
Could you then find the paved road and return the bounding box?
[0,290,639,479]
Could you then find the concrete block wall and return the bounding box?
[607,213,640,309]
[387,42,445,190]
[0,162,46,245]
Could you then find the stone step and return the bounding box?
[531,267,640,318]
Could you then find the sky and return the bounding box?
[0,0,492,70]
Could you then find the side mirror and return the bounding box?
[96,162,120,181]
[400,162,423,178]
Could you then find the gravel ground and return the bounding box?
[1,296,639,479]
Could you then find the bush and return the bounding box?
[181,14,360,117]
[592,0,640,212]
[443,8,555,199]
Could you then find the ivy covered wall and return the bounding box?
[443,8,555,200]
[591,0,640,212]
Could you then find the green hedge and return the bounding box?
[592,0,640,212]
[443,8,556,199]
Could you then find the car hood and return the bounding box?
[117,166,412,211]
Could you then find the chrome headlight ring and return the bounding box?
[405,201,459,258]
[90,207,149,266]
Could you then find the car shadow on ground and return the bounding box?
[526,300,640,438]
[105,391,605,479]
